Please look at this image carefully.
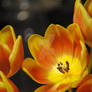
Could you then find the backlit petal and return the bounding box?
[28,34,55,67]
[22,58,50,84]
[73,0,92,47]
[76,74,92,92]
[0,43,10,76]
[67,23,83,59]
[78,41,89,68]
[0,25,16,50]
[45,24,73,57]
[0,71,19,92]
[71,41,89,81]
[35,84,68,92]
[67,24,89,67]
[8,36,24,77]
[67,23,84,44]
[77,74,92,87]
[84,0,92,17]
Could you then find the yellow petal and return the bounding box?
[76,74,92,92]
[84,0,92,17]
[0,42,10,76]
[45,24,73,56]
[73,0,92,47]
[35,84,68,92]
[28,34,55,67]
[67,23,84,43]
[22,58,50,84]
[0,25,16,50]
[8,36,24,77]
[0,71,19,92]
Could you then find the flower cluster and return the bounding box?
[0,0,92,92]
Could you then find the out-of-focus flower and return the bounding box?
[0,25,24,91]
[22,24,89,92]
[73,0,92,47]
[0,71,19,92]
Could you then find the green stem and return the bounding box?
[88,48,92,73]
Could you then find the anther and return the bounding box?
[57,67,65,73]
[64,61,69,72]
[57,61,70,73]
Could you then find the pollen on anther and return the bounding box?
[64,61,69,72]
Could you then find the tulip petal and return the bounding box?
[76,74,92,92]
[45,24,73,57]
[0,71,19,92]
[35,84,68,92]
[73,0,92,47]
[22,58,50,84]
[0,43,10,76]
[8,36,24,77]
[71,41,89,79]
[67,23,83,59]
[28,34,55,67]
[67,23,84,44]
[78,41,89,69]
[77,74,92,87]
[0,25,16,50]
[67,24,89,66]
[84,0,92,17]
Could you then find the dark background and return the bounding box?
[0,0,78,92]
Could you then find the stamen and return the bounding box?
[57,61,70,73]
[60,62,63,65]
[64,61,69,72]
[57,66,65,73]
[58,64,60,66]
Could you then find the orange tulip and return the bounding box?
[0,25,24,91]
[22,24,89,92]
[73,0,92,47]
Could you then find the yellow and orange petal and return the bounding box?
[28,24,75,68]
[28,34,56,67]
[0,25,24,77]
[35,84,69,92]
[76,74,92,92]
[67,24,83,59]
[67,24,89,67]
[0,25,16,51]
[22,58,50,84]
[45,24,73,56]
[8,36,24,77]
[67,23,84,45]
[0,71,19,92]
[73,0,92,47]
[84,0,92,17]
[0,43,10,76]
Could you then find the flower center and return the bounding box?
[57,61,69,74]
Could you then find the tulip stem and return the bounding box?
[88,48,92,73]
[68,88,72,92]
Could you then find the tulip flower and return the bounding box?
[73,0,92,48]
[22,24,89,92]
[0,25,24,91]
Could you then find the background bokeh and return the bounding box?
[0,0,76,92]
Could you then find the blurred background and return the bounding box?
[0,0,75,92]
